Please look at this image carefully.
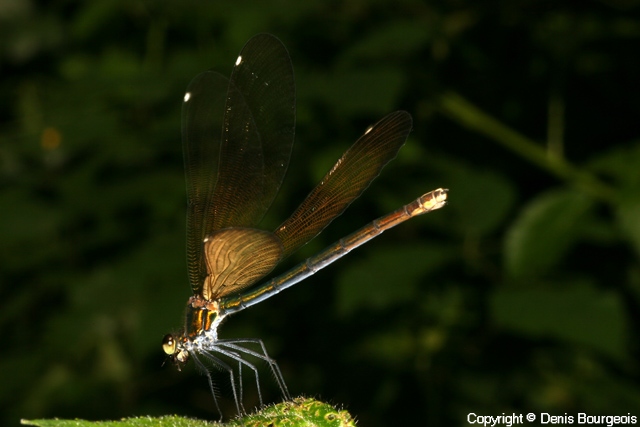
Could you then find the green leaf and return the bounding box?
[70,0,122,40]
[21,398,355,427]
[23,415,208,427]
[616,192,640,259]
[588,139,640,187]
[336,243,451,315]
[491,281,627,360]
[339,21,433,61]
[504,189,594,278]
[439,161,515,237]
[303,67,405,116]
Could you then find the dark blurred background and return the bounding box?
[2,0,640,426]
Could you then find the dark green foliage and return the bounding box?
[2,1,639,426]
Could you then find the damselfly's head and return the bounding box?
[162,333,190,370]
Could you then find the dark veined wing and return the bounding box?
[201,228,284,300]
[182,34,296,295]
[182,71,228,295]
[212,34,296,230]
[274,111,412,258]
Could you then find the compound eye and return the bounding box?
[162,334,177,355]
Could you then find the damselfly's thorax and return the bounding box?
[162,296,226,369]
[183,295,225,339]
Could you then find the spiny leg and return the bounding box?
[219,339,289,400]
[199,350,244,416]
[218,338,291,400]
[211,344,264,407]
[190,353,223,419]
[219,347,248,409]
[237,359,244,408]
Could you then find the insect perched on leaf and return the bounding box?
[162,33,448,417]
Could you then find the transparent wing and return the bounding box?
[182,71,228,294]
[212,33,296,230]
[182,34,295,295]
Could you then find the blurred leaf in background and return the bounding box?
[2,1,640,427]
